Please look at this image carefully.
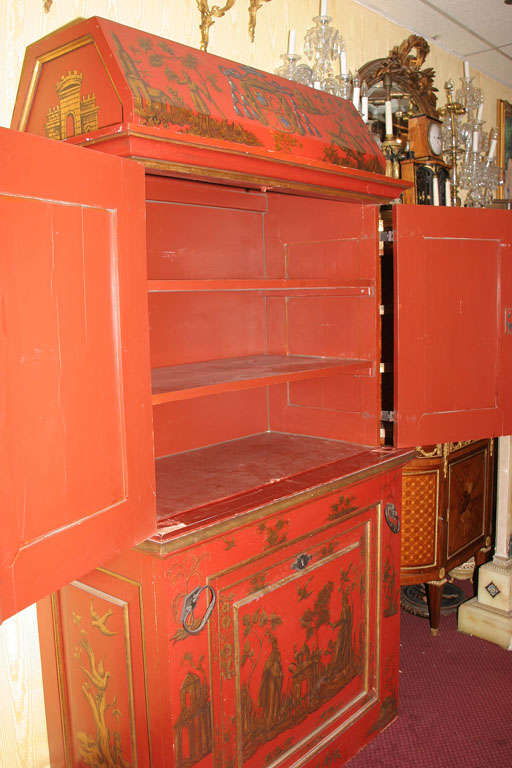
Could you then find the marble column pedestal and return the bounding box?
[459,437,512,650]
[459,558,512,650]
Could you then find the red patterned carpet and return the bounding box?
[346,595,512,768]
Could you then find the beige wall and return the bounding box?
[1,0,511,130]
[1,1,511,766]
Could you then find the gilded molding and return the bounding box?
[416,444,443,459]
[51,594,73,768]
[448,440,474,454]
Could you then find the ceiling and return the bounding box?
[352,0,512,90]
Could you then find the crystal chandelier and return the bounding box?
[274,0,368,120]
[440,62,502,206]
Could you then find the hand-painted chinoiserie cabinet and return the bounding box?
[3,16,512,768]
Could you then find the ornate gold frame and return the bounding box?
[358,35,438,119]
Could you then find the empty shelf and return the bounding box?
[148,279,373,297]
[151,353,372,404]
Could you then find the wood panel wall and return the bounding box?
[0,605,50,768]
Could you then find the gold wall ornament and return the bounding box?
[43,0,53,12]
[196,0,237,51]
[195,0,273,51]
[248,0,272,42]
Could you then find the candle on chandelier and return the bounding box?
[445,179,451,206]
[463,60,470,79]
[432,175,440,206]
[361,81,369,123]
[488,134,498,161]
[339,50,347,76]
[385,100,393,136]
[320,0,327,16]
[352,74,360,110]
[477,102,484,123]
[288,29,296,56]
[472,129,480,153]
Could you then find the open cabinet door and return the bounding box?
[0,128,155,621]
[394,205,512,448]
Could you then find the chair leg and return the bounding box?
[426,579,447,636]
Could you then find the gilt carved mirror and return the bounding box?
[358,35,439,143]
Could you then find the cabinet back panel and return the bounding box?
[286,296,376,358]
[146,200,265,280]
[153,389,268,457]
[150,293,374,367]
[285,239,367,280]
[269,380,380,446]
[265,194,378,280]
[146,175,268,211]
[149,292,267,367]
[289,375,375,412]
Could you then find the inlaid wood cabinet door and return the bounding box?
[0,127,155,622]
[394,205,512,448]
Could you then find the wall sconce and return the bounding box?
[196,0,273,52]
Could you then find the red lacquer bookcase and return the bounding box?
[3,16,512,768]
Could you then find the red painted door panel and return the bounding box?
[208,513,380,768]
[394,205,512,448]
[0,127,155,621]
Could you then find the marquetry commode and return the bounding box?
[4,15,512,768]
[400,439,495,634]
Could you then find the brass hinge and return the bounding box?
[379,230,394,243]
[381,410,395,422]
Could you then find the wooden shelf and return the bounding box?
[148,279,373,297]
[156,432,365,520]
[151,353,372,404]
[154,432,412,527]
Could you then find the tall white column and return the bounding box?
[459,436,512,649]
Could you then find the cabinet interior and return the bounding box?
[146,175,383,523]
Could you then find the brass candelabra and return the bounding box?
[438,80,466,207]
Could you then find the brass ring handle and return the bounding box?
[180,585,216,635]
[384,502,400,534]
